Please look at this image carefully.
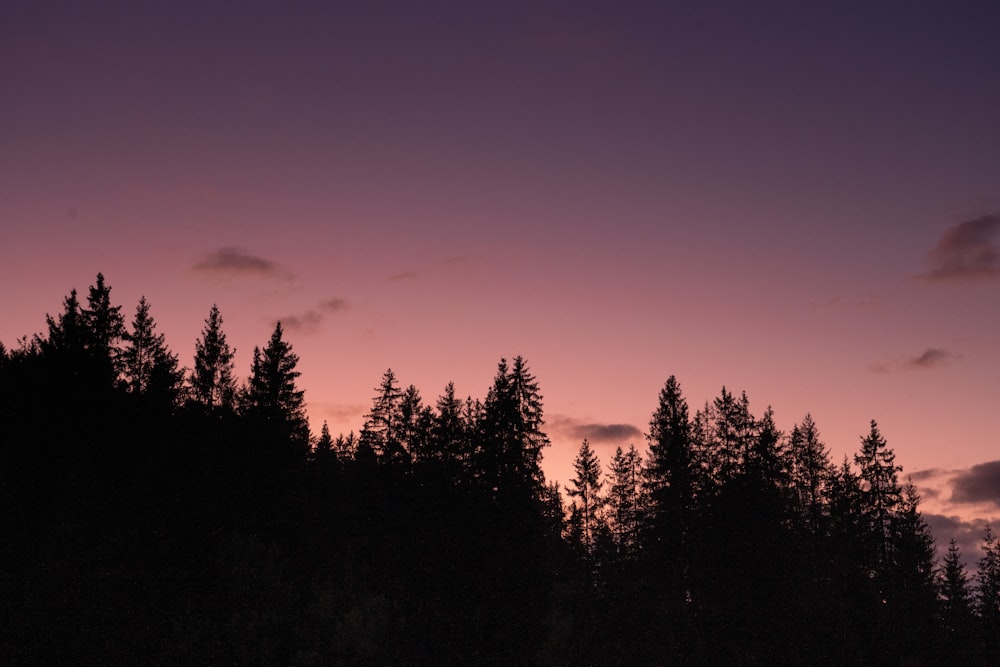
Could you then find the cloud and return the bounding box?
[193,247,293,280]
[387,256,471,282]
[549,414,642,444]
[869,347,960,373]
[274,297,350,334]
[923,513,988,564]
[950,460,1000,507]
[319,298,348,313]
[918,214,1000,283]
[317,403,367,422]
[278,310,324,335]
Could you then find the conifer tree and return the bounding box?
[938,538,974,643]
[122,296,183,409]
[566,439,604,557]
[643,376,696,596]
[245,322,310,459]
[190,304,237,410]
[398,384,431,464]
[976,525,1000,654]
[854,421,903,575]
[429,382,467,475]
[607,444,644,557]
[359,369,407,465]
[787,414,832,530]
[476,357,549,497]
[42,289,86,355]
[82,272,126,381]
[312,421,334,464]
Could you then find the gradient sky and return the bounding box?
[3,1,999,553]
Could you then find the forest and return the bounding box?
[2,274,998,665]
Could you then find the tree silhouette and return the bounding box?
[606,444,644,558]
[359,368,407,465]
[190,304,236,410]
[122,296,183,410]
[244,321,310,462]
[566,439,604,559]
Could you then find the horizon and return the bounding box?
[3,1,999,560]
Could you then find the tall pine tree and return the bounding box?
[190,304,237,410]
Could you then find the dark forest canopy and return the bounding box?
[2,275,999,665]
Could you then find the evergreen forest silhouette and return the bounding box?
[2,274,999,665]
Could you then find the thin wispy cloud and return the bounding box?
[549,414,642,444]
[917,214,1000,283]
[387,255,471,282]
[193,247,293,281]
[869,347,960,373]
[318,403,367,422]
[274,297,350,334]
[319,298,348,313]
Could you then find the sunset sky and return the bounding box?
[2,1,998,553]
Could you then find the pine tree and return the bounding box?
[82,272,126,382]
[566,439,604,557]
[475,357,549,497]
[854,420,902,576]
[312,421,335,464]
[787,414,832,531]
[244,322,310,460]
[398,384,431,464]
[606,444,644,557]
[190,304,237,410]
[976,525,1000,657]
[122,297,183,409]
[428,382,467,476]
[643,376,696,597]
[887,482,938,652]
[703,387,756,486]
[938,538,974,643]
[41,288,86,355]
[359,369,407,465]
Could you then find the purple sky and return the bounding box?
[3,1,999,552]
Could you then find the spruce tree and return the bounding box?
[190,304,237,410]
[82,272,126,382]
[566,439,604,557]
[938,538,974,645]
[787,414,832,531]
[607,444,644,557]
[643,376,695,599]
[976,525,1000,658]
[854,420,902,576]
[359,369,407,465]
[476,357,549,497]
[244,322,310,460]
[122,296,183,409]
[312,421,334,464]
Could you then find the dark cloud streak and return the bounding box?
[549,415,642,444]
[950,460,1000,507]
[918,214,1000,283]
[193,247,293,280]
[869,348,959,373]
[275,297,350,335]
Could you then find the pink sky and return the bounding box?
[2,2,998,553]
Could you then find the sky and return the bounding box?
[2,1,999,556]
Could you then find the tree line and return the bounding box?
[1,274,998,665]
